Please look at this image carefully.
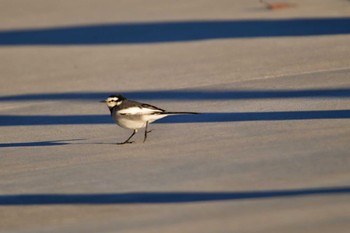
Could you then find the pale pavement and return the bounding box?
[0,1,350,232]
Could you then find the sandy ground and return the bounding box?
[1,1,350,232]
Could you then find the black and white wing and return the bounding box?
[118,100,166,115]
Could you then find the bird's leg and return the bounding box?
[117,130,137,145]
[143,121,153,143]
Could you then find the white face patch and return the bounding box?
[106,97,118,102]
[105,97,121,108]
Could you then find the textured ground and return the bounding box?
[1,1,350,232]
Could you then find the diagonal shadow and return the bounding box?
[0,139,82,148]
[0,88,350,102]
[158,110,350,123]
[0,187,348,205]
[0,18,350,46]
[0,110,349,127]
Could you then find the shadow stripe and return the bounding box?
[1,18,350,46]
[0,187,348,205]
[1,89,350,101]
[0,110,349,126]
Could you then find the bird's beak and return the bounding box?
[99,100,106,103]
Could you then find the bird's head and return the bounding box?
[100,94,125,108]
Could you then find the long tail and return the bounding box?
[161,111,199,115]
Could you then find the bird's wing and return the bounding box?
[118,102,165,115]
[140,103,165,112]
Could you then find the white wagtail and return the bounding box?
[101,94,198,144]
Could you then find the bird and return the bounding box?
[100,94,198,144]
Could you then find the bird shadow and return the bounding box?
[0,139,83,148]
[0,186,348,205]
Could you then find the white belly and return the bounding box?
[116,116,146,129]
[113,113,167,130]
